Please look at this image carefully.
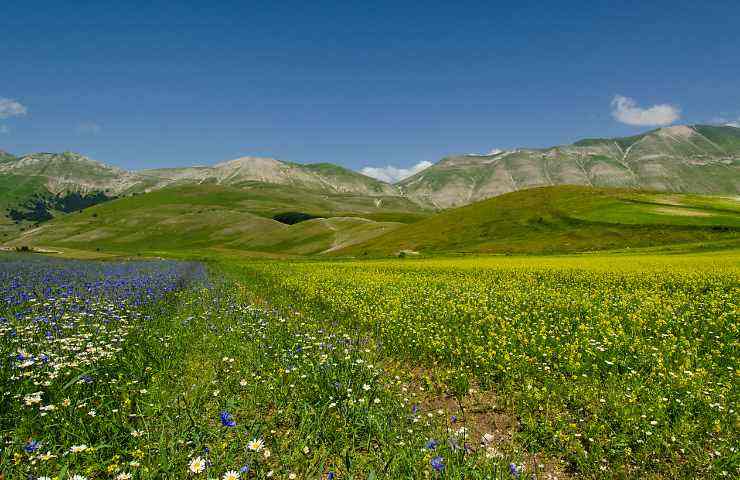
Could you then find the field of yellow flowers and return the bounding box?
[4,251,738,479]
[229,252,739,479]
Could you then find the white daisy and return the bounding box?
[189,456,207,474]
[247,438,264,452]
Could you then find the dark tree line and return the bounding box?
[6,191,114,224]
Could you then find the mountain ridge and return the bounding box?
[398,124,740,208]
[1,124,738,212]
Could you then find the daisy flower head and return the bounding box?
[223,471,240,480]
[189,456,207,474]
[247,438,264,452]
[115,473,132,480]
[70,444,89,453]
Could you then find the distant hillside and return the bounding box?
[0,151,404,236]
[336,186,740,256]
[399,125,740,208]
[0,150,17,164]
[141,157,398,196]
[7,183,427,255]
[0,151,150,195]
[2,124,739,242]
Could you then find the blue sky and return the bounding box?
[1,1,739,180]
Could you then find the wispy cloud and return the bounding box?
[611,95,680,126]
[76,122,102,135]
[0,97,27,119]
[361,161,433,183]
[710,116,740,128]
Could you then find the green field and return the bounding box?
[6,186,740,259]
[339,186,740,256]
[4,183,429,256]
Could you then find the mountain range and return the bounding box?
[2,124,739,210]
[1,124,739,238]
[399,124,740,207]
[2,123,739,256]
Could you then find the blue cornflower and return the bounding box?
[509,463,522,477]
[430,456,444,472]
[24,439,40,453]
[220,411,236,427]
[327,472,335,480]
[425,439,438,450]
[240,465,250,474]
[412,404,419,414]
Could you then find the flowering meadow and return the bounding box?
[2,251,738,479]
[231,254,739,479]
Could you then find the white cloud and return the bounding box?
[710,116,740,128]
[0,125,9,135]
[361,160,433,183]
[76,122,102,135]
[0,97,27,119]
[610,95,680,126]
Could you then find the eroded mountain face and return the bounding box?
[398,125,740,208]
[1,125,738,211]
[0,152,398,198]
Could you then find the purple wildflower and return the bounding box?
[24,439,40,453]
[220,411,236,427]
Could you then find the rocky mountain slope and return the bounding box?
[142,157,397,195]
[399,125,740,208]
[0,151,399,198]
[1,125,738,217]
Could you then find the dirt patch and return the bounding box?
[398,364,569,479]
[652,206,712,217]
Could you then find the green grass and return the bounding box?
[8,185,740,259]
[337,186,740,256]
[0,174,52,237]
[5,183,428,256]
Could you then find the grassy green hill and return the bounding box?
[9,184,739,258]
[6,183,427,255]
[0,174,52,239]
[336,186,740,256]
